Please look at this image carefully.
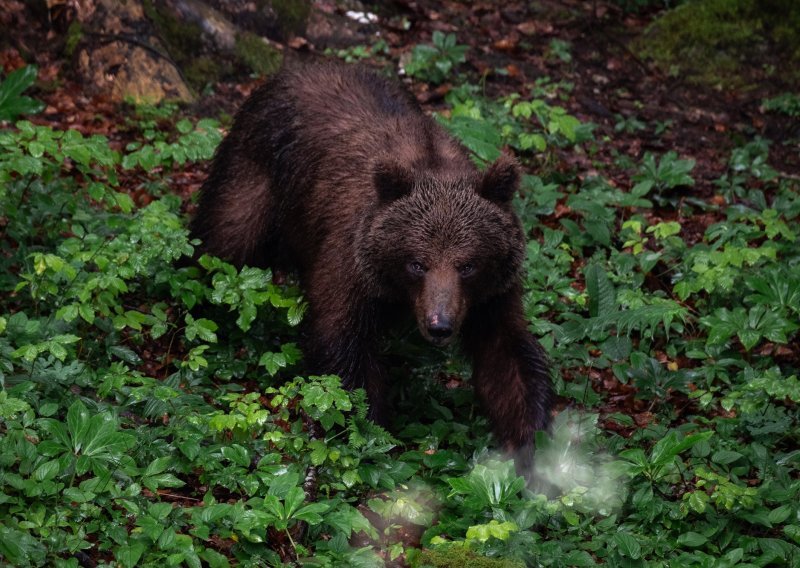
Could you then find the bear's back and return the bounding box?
[267,64,466,183]
[235,64,466,189]
[243,64,471,252]
[278,64,422,125]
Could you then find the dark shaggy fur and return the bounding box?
[191,63,554,464]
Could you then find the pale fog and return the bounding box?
[369,410,627,537]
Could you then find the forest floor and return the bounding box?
[2,1,800,566]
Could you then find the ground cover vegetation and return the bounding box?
[1,1,799,566]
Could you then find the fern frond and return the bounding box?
[556,299,689,343]
[585,263,616,318]
[613,301,689,338]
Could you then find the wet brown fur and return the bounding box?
[191,63,554,464]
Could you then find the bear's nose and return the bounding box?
[428,324,453,339]
[427,315,453,339]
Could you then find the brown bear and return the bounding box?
[191,62,553,465]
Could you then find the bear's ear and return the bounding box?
[478,155,520,205]
[374,161,414,204]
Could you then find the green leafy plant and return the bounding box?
[325,39,389,63]
[0,66,45,121]
[700,305,798,351]
[547,39,572,63]
[439,83,592,166]
[405,31,468,85]
[631,150,695,198]
[715,138,778,204]
[122,118,222,170]
[763,92,800,117]
[614,113,647,133]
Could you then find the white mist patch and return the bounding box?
[532,410,627,515]
[367,478,441,533]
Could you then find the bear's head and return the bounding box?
[358,156,526,346]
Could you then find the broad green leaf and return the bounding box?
[768,505,792,524]
[677,531,707,547]
[293,502,330,525]
[32,459,61,481]
[712,450,743,465]
[585,263,615,318]
[466,520,519,543]
[614,532,642,559]
[116,543,147,568]
[0,66,45,120]
[143,456,173,477]
[267,470,300,499]
[785,525,800,545]
[651,430,713,469]
[67,400,91,451]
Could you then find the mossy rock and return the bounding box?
[234,32,283,77]
[142,0,224,90]
[414,547,525,568]
[634,0,800,87]
[142,0,204,64]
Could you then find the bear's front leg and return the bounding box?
[303,270,390,424]
[462,289,554,468]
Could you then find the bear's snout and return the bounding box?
[426,313,453,341]
[415,266,465,346]
[421,311,456,346]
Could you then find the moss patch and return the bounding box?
[415,547,525,568]
[64,21,83,57]
[234,32,283,77]
[635,0,800,87]
[257,0,312,39]
[184,55,226,91]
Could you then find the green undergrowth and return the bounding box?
[636,0,800,87]
[1,60,800,567]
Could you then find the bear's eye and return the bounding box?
[459,262,477,277]
[407,261,427,276]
